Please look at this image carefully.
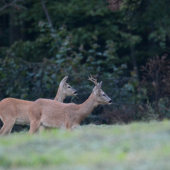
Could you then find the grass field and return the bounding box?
[0,121,170,170]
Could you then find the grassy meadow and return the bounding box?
[0,121,170,170]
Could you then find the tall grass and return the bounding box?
[0,121,170,170]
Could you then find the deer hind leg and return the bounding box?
[29,119,41,135]
[0,118,15,135]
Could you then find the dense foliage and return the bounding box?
[0,0,170,125]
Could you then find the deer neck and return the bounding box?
[78,93,98,121]
[54,86,65,102]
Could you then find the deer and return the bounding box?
[0,76,77,135]
[28,76,113,134]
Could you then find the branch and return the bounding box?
[40,0,54,32]
[0,0,25,11]
[0,0,17,11]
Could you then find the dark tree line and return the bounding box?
[0,0,170,128]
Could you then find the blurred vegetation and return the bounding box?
[0,121,170,169]
[0,0,170,126]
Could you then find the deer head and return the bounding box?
[88,75,112,105]
[93,82,112,105]
[59,76,78,96]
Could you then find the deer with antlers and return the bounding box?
[0,76,77,135]
[28,75,112,134]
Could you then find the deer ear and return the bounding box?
[60,76,68,86]
[93,81,102,95]
[96,81,102,89]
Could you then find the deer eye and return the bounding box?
[103,94,105,96]
[68,86,70,88]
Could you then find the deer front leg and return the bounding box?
[38,125,45,133]
[71,124,79,130]
[65,120,79,131]
[38,125,52,133]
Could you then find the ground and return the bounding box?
[0,121,170,170]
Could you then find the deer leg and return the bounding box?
[39,125,52,133]
[39,125,45,133]
[71,124,79,130]
[7,123,15,135]
[29,120,41,134]
[0,119,15,135]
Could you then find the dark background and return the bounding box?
[1,0,170,131]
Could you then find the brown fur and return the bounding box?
[28,82,112,134]
[0,76,77,135]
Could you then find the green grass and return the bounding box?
[0,121,170,170]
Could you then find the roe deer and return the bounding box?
[0,76,77,135]
[28,76,112,134]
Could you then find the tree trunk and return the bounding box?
[9,7,25,45]
[40,0,54,32]
[131,44,139,79]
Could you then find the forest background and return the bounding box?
[0,0,170,131]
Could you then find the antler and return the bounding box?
[88,74,99,86]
